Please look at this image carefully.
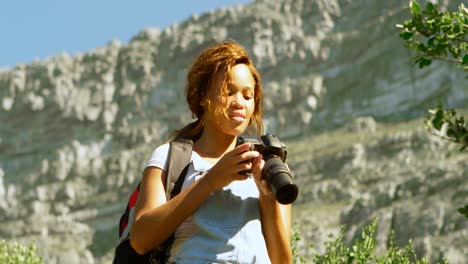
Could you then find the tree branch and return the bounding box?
[416,54,461,64]
[428,131,465,145]
[453,38,468,44]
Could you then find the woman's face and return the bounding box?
[203,63,256,137]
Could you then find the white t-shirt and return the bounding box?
[145,143,271,264]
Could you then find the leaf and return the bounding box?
[426,2,437,14]
[417,42,427,52]
[448,47,460,59]
[426,2,434,13]
[410,0,422,15]
[446,128,456,138]
[427,36,435,46]
[447,34,458,39]
[458,205,468,218]
[400,31,415,40]
[418,58,432,68]
[403,20,413,28]
[460,3,468,15]
[431,104,445,130]
[459,133,468,142]
[437,102,444,110]
[455,116,465,126]
[462,54,468,66]
[432,115,444,130]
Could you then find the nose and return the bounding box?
[230,92,244,108]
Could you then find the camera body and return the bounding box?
[237,134,288,162]
[236,134,298,204]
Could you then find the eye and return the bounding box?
[243,91,254,100]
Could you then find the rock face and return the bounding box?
[0,0,466,263]
[290,120,467,262]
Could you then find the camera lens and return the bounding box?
[263,156,298,204]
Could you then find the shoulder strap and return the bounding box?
[165,139,193,199]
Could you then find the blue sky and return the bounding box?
[0,0,252,68]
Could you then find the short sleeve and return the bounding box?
[145,143,170,171]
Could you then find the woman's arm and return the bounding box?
[259,195,292,264]
[252,155,292,264]
[130,166,214,254]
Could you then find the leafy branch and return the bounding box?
[426,103,468,151]
[397,0,468,219]
[397,1,468,152]
[397,0,468,70]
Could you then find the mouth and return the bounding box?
[229,112,246,123]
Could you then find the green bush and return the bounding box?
[292,218,448,263]
[292,226,307,264]
[0,240,43,264]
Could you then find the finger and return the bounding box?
[237,150,260,162]
[251,155,264,182]
[233,173,250,181]
[231,143,253,155]
[252,153,263,166]
[238,161,253,171]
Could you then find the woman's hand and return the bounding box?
[251,154,277,201]
[203,143,260,191]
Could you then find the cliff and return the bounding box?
[0,0,466,263]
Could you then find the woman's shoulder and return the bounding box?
[153,142,170,153]
[146,143,171,170]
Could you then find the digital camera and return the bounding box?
[236,134,298,204]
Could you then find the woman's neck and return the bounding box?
[194,128,236,158]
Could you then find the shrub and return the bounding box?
[292,218,448,263]
[0,240,43,264]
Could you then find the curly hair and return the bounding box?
[170,41,263,141]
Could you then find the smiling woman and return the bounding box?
[175,41,263,142]
[115,41,292,264]
[203,63,257,137]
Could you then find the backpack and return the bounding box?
[113,139,193,264]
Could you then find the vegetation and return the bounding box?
[292,219,448,264]
[425,103,468,151]
[397,0,468,218]
[458,204,468,218]
[397,0,468,151]
[291,227,307,264]
[398,1,468,71]
[0,240,42,264]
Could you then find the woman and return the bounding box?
[130,41,292,263]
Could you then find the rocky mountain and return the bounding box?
[0,0,466,263]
